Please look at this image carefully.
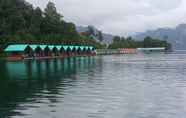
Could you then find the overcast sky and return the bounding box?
[27,0,186,36]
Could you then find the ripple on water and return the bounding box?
[0,54,186,118]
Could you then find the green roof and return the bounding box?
[62,46,68,51]
[89,47,93,50]
[79,46,85,51]
[40,45,47,50]
[74,46,79,50]
[85,46,89,50]
[5,45,28,52]
[4,44,95,52]
[56,46,62,50]
[48,45,54,50]
[29,45,38,50]
[69,46,74,50]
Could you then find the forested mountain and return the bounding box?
[76,26,114,44]
[134,24,186,50]
[0,0,104,48]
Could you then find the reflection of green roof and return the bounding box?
[5,45,28,52]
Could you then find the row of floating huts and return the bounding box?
[2,44,166,60]
[4,44,96,60]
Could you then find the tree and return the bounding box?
[29,7,43,35]
[0,0,105,49]
[63,22,79,41]
[108,35,171,50]
[143,36,152,48]
[87,25,95,36]
[44,2,62,21]
[113,36,121,42]
[41,1,63,34]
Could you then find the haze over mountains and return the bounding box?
[134,24,186,50]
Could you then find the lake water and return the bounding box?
[1,54,186,118]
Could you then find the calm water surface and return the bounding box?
[1,54,186,118]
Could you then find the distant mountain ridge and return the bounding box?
[76,26,114,44]
[77,24,186,50]
[134,24,186,50]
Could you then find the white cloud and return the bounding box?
[28,0,186,36]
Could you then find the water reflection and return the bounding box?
[0,57,96,117]
[1,54,186,118]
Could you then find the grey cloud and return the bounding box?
[28,0,186,36]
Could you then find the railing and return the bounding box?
[96,49,120,55]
